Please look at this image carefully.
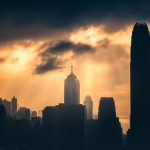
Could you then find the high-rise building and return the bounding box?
[42,104,86,150]
[54,104,86,150]
[42,106,55,149]
[64,66,80,105]
[11,96,17,118]
[127,23,150,149]
[98,97,116,122]
[0,103,6,144]
[84,95,93,119]
[98,97,122,150]
[42,106,55,129]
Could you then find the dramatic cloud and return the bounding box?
[0,1,145,132]
[35,56,63,74]
[48,41,94,54]
[0,0,150,43]
[35,40,94,74]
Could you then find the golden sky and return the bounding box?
[0,24,134,132]
[1,0,150,136]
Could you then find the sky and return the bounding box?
[0,0,150,132]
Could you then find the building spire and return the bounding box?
[71,65,73,74]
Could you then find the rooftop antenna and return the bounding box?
[71,63,73,74]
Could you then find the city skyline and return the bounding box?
[0,26,131,131]
[1,20,150,150]
[1,1,150,134]
[0,63,129,132]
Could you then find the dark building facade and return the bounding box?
[42,104,86,150]
[0,103,6,146]
[2,99,11,116]
[98,97,122,150]
[42,106,55,150]
[64,66,80,105]
[127,23,150,149]
[31,111,37,117]
[17,107,30,120]
[54,104,86,150]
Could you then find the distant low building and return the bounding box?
[31,111,37,117]
[84,95,93,120]
[2,99,11,116]
[17,107,30,120]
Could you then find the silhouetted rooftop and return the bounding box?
[98,97,116,120]
[132,22,149,41]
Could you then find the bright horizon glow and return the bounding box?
[0,25,131,133]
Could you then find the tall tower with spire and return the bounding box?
[64,65,80,105]
[127,23,150,149]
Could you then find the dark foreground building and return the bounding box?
[86,97,122,150]
[0,103,7,146]
[127,23,150,149]
[42,104,86,150]
[98,97,122,150]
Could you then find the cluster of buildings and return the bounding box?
[0,65,123,150]
[0,22,150,150]
[0,97,39,120]
[0,96,17,118]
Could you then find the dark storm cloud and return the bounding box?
[35,56,63,74]
[48,41,94,54]
[35,40,94,74]
[0,0,150,43]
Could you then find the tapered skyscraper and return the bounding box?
[64,66,80,105]
[98,97,122,150]
[127,23,150,148]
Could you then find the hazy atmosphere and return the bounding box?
[1,0,150,132]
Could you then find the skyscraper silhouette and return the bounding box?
[0,103,6,146]
[84,95,93,119]
[98,97,122,150]
[64,66,80,105]
[42,106,54,150]
[54,104,86,150]
[42,104,86,150]
[127,23,150,149]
